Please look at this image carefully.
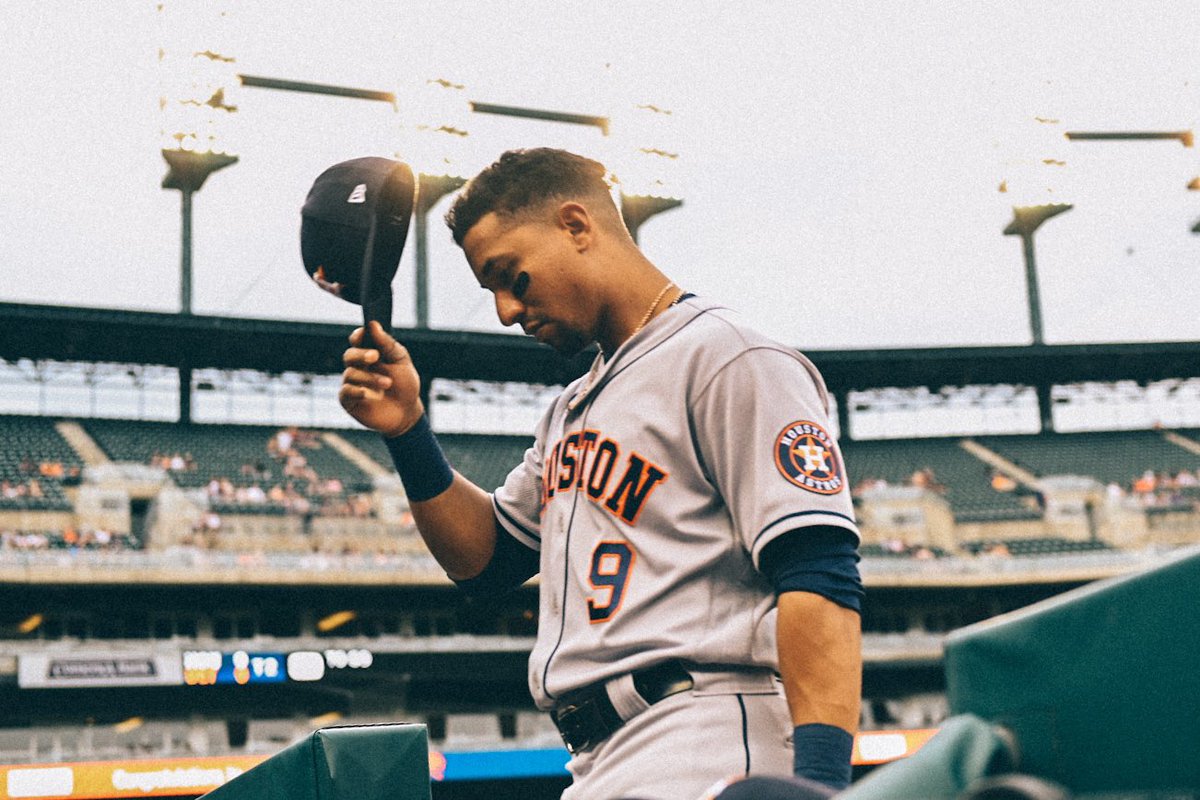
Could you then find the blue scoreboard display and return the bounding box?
[182,650,286,686]
[182,649,372,686]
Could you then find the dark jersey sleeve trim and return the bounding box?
[451,518,540,596]
[758,526,863,613]
[494,497,541,543]
[752,509,858,550]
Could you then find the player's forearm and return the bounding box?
[409,472,498,580]
[777,590,862,732]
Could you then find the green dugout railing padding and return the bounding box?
[199,723,430,800]
[944,545,1200,794]
[839,545,1200,798]
[837,714,1016,800]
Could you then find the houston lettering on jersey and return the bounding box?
[541,429,668,524]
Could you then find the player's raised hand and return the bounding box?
[339,320,425,437]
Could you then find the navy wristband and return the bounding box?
[793,723,853,791]
[382,415,454,502]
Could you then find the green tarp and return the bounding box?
[842,546,1200,798]
[200,723,430,800]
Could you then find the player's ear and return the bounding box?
[556,202,593,251]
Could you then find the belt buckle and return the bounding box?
[551,694,606,755]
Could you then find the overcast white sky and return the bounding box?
[1,1,1198,351]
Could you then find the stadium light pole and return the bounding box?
[414,174,465,327]
[157,2,240,316]
[397,77,474,329]
[997,114,1077,347]
[162,151,238,315]
[621,195,684,244]
[611,103,684,243]
[158,1,239,423]
[1003,203,1073,346]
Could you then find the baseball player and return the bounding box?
[339,149,863,799]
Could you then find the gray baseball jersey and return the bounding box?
[492,295,859,710]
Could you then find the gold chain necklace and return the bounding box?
[632,281,677,336]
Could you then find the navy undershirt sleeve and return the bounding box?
[451,517,540,595]
[758,525,863,613]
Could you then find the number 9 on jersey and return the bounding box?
[587,541,635,623]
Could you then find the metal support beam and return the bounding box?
[238,74,396,105]
[236,74,611,133]
[835,390,853,443]
[179,365,192,424]
[1019,231,1044,346]
[1065,130,1193,147]
[1036,382,1054,434]
[469,101,609,134]
[414,174,467,328]
[180,190,193,315]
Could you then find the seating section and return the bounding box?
[977,430,1199,487]
[3,414,1191,558]
[0,415,83,511]
[960,537,1112,557]
[860,542,949,558]
[840,437,1041,523]
[342,428,533,493]
[84,420,374,514]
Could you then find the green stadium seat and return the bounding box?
[977,430,1199,487]
[839,437,1040,524]
[0,415,84,512]
[83,420,375,516]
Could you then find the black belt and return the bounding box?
[550,660,694,754]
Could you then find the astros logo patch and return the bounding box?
[774,420,844,495]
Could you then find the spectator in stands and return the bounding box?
[349,493,373,518]
[20,531,49,549]
[38,460,64,479]
[852,476,890,494]
[286,490,311,516]
[269,427,297,456]
[990,470,1017,492]
[983,542,1012,558]
[908,467,946,493]
[1132,469,1157,494]
[0,479,48,501]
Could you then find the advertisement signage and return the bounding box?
[17,655,183,689]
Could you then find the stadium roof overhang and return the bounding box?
[1,301,1197,391]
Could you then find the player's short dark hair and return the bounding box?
[445,148,619,246]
